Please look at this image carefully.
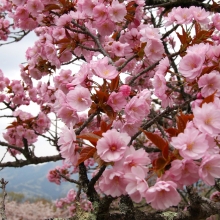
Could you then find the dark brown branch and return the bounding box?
[0,178,8,220]
[87,165,106,202]
[145,0,215,12]
[0,141,24,153]
[0,155,62,168]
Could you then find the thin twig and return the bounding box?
[56,170,80,185]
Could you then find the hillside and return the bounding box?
[0,161,77,201]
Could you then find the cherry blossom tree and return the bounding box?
[1,0,220,219]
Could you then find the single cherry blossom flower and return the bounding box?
[96,129,130,162]
[124,166,149,203]
[145,181,181,210]
[198,71,220,97]
[91,57,118,79]
[108,0,126,23]
[66,85,92,112]
[171,124,208,160]
[179,53,205,80]
[199,154,220,186]
[193,102,220,137]
[98,167,127,197]
[58,125,79,165]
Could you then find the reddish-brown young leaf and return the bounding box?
[110,75,119,91]
[6,121,18,129]
[65,29,72,40]
[77,133,101,146]
[100,120,112,133]
[102,104,116,121]
[93,152,106,167]
[152,157,168,177]
[100,120,108,132]
[200,91,216,107]
[93,130,104,137]
[176,26,188,45]
[165,127,179,137]
[195,21,201,36]
[88,102,98,116]
[95,89,109,104]
[162,141,169,160]
[76,147,97,166]
[143,131,167,151]
[137,42,147,59]
[44,4,61,11]
[59,0,66,5]
[112,31,119,41]
[176,112,193,133]
[124,1,138,22]
[192,28,214,45]
[200,64,218,76]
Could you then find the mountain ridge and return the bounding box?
[0,161,77,201]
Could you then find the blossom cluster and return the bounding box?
[1,0,220,215]
[55,189,93,216]
[5,200,69,219]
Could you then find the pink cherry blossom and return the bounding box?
[115,145,150,173]
[124,166,149,203]
[193,102,220,136]
[58,125,79,165]
[96,129,130,162]
[153,73,167,97]
[145,181,181,210]
[96,19,115,36]
[190,6,210,24]
[91,57,118,79]
[199,154,220,185]
[93,3,108,24]
[164,159,199,186]
[78,0,95,16]
[179,52,205,80]
[140,25,161,43]
[107,91,127,111]
[210,191,220,202]
[108,0,126,23]
[212,13,220,31]
[125,96,150,122]
[55,14,73,27]
[66,189,77,202]
[98,167,127,197]
[198,71,220,97]
[121,120,142,136]
[119,85,131,97]
[26,0,44,16]
[57,105,79,127]
[144,39,164,62]
[111,41,128,57]
[122,28,141,47]
[165,7,193,25]
[173,7,193,24]
[67,63,91,86]
[66,85,92,112]
[171,125,209,160]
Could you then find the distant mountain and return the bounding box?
[0,161,78,201]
